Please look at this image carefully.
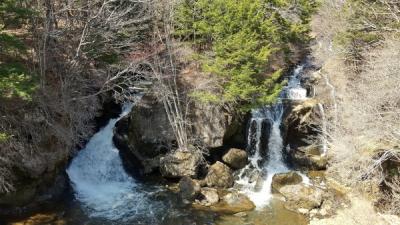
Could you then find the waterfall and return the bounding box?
[237,65,308,208]
[67,102,162,221]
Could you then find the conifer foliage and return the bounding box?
[175,0,317,109]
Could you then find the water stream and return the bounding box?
[5,66,312,225]
[66,103,165,222]
[62,101,216,225]
[236,65,309,208]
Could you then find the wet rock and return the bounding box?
[205,161,234,188]
[160,151,201,178]
[179,177,201,201]
[219,192,256,213]
[222,148,248,170]
[199,187,219,206]
[271,172,303,193]
[193,191,255,214]
[248,170,261,183]
[279,184,324,211]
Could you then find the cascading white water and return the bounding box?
[67,102,161,221]
[237,65,308,208]
[286,65,308,101]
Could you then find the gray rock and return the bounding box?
[160,151,201,178]
[290,145,328,170]
[222,148,248,169]
[271,172,303,193]
[199,187,219,206]
[279,184,324,211]
[205,161,234,188]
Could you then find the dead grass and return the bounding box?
[311,0,400,217]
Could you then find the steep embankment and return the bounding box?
[309,0,400,223]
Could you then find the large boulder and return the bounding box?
[179,177,201,201]
[222,148,248,170]
[128,95,175,158]
[204,161,234,188]
[283,99,321,146]
[279,184,324,211]
[113,95,175,175]
[272,172,325,212]
[282,99,328,170]
[271,172,303,193]
[160,151,201,178]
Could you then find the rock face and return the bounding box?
[190,103,231,148]
[179,176,201,201]
[160,151,201,178]
[272,172,303,193]
[287,145,327,170]
[283,99,327,170]
[129,94,175,156]
[113,95,175,174]
[222,148,248,170]
[114,94,247,175]
[284,99,320,145]
[205,161,234,188]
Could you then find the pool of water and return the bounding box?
[6,192,308,225]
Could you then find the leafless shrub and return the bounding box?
[0,0,155,193]
[382,175,400,215]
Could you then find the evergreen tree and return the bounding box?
[175,0,317,110]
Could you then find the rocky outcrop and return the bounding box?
[283,99,327,170]
[287,145,327,170]
[204,161,234,188]
[284,99,321,145]
[114,93,247,175]
[160,151,201,178]
[222,148,248,170]
[128,95,175,160]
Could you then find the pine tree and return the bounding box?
[175,0,317,110]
